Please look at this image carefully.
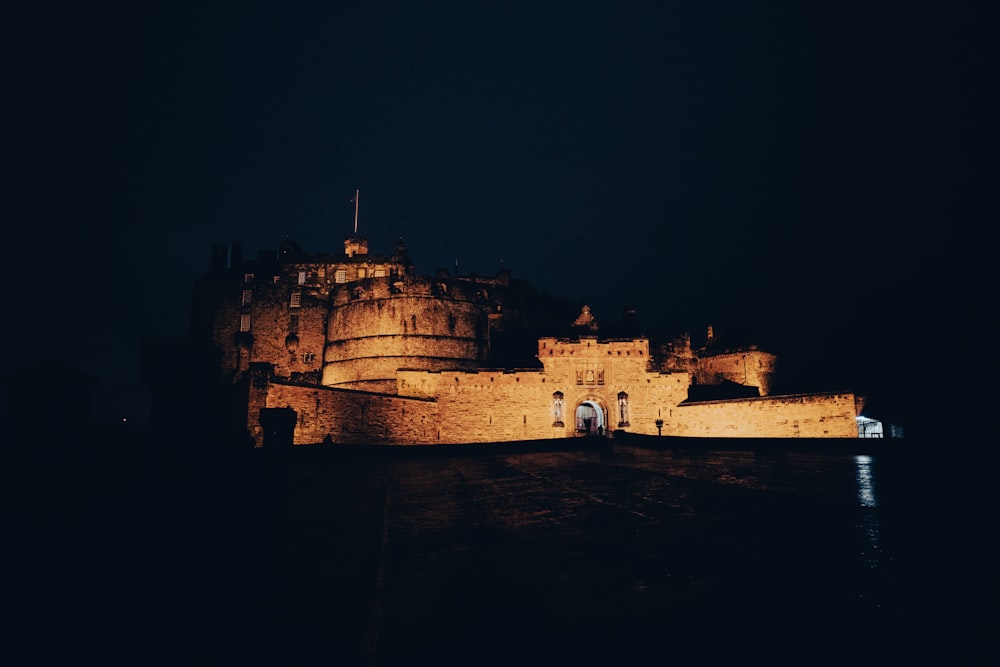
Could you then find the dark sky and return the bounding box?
[8,2,987,434]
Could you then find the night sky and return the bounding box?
[8,2,987,436]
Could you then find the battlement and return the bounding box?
[538,336,650,360]
[329,274,496,307]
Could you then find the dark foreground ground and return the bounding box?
[8,434,996,665]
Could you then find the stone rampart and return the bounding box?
[673,392,859,438]
[265,381,440,445]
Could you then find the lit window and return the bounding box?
[241,289,253,306]
[358,267,367,279]
[239,314,251,332]
[298,271,306,285]
[290,291,301,308]
[335,269,347,283]
[373,268,386,278]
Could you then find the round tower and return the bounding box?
[321,275,489,392]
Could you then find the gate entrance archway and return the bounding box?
[575,400,607,436]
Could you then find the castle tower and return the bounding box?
[344,235,369,257]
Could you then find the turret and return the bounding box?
[344,235,369,257]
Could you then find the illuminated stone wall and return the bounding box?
[322,275,488,388]
[536,336,653,386]
[265,381,441,445]
[259,335,858,446]
[249,285,326,381]
[696,349,778,396]
[427,370,563,443]
[261,370,858,446]
[673,392,859,438]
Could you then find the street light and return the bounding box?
[655,419,664,436]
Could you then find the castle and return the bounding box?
[184,232,867,447]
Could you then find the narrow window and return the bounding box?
[298,271,306,285]
[335,269,347,284]
[290,291,301,308]
[241,289,253,306]
[289,314,299,334]
[239,314,251,332]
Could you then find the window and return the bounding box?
[302,351,316,363]
[373,268,386,278]
[243,273,254,283]
[290,291,301,308]
[239,314,251,332]
[241,289,253,306]
[358,267,367,279]
[289,314,299,334]
[335,269,347,283]
[298,271,306,285]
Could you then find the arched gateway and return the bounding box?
[575,399,608,436]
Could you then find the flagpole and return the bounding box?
[353,189,359,234]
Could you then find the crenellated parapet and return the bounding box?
[537,336,652,386]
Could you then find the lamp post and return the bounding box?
[655,419,664,436]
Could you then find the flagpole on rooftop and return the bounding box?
[353,189,359,234]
